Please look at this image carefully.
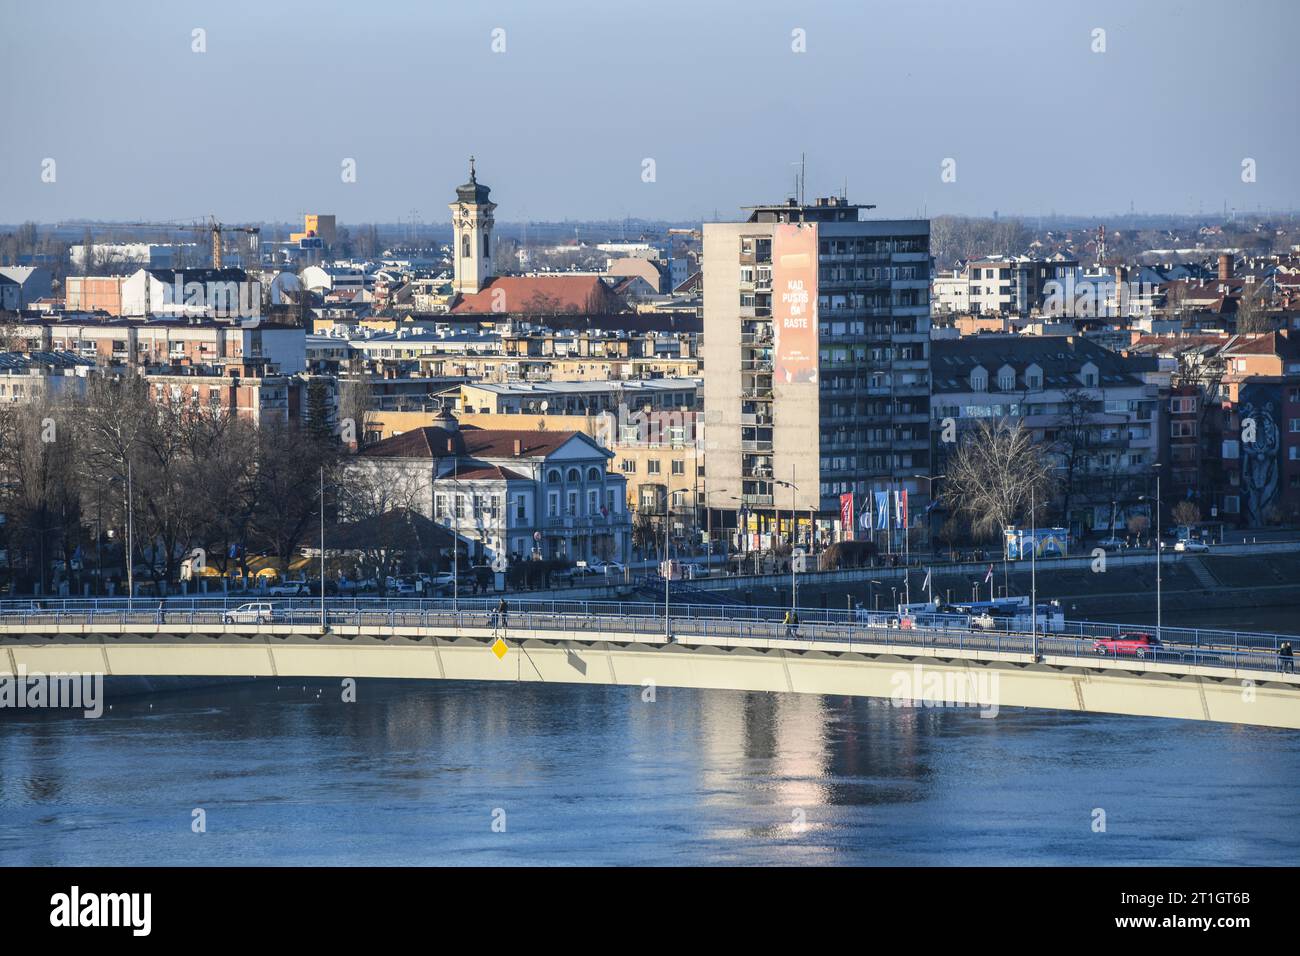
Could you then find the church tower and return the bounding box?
[449,157,496,295]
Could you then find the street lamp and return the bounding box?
[704,485,728,572]
[773,470,799,611]
[1139,463,1164,641]
[912,474,945,558]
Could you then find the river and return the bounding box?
[2,678,1297,866]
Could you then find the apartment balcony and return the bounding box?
[741,493,774,507]
[542,513,628,530]
[740,440,774,454]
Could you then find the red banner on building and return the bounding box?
[840,492,855,541]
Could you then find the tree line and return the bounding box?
[0,375,340,595]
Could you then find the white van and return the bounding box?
[223,602,274,624]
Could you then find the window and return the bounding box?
[587,466,602,481]
[647,459,661,475]
[547,469,561,484]
[566,491,578,516]
[462,234,470,257]
[621,459,636,473]
[514,495,527,521]
[671,459,685,476]
[566,467,580,483]
[547,492,560,517]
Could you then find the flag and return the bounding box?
[922,567,931,594]
[839,492,855,541]
[899,489,909,530]
[859,498,872,531]
[984,563,993,584]
[875,491,890,530]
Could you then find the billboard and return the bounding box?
[772,223,818,385]
[1004,527,1071,560]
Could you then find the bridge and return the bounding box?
[2,598,1298,729]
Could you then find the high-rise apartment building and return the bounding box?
[702,197,931,548]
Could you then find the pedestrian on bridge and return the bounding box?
[784,609,799,639]
[1281,641,1294,673]
[493,597,509,631]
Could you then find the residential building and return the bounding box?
[353,409,630,564]
[703,196,931,547]
[931,335,1166,534]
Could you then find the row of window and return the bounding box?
[620,458,700,476]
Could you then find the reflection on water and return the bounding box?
[1,678,1297,866]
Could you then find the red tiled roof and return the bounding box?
[447,464,528,481]
[1221,330,1299,358]
[360,424,592,460]
[448,276,618,315]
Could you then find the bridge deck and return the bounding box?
[3,604,1298,729]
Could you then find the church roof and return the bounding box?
[455,158,492,204]
[448,275,617,315]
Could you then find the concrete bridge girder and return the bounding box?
[4,623,1298,729]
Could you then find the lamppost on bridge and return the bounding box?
[1139,462,1164,643]
[773,469,799,612]
[912,473,945,559]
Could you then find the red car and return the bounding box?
[1093,632,1162,658]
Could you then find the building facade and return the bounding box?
[703,196,931,547]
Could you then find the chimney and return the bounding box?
[1219,253,1233,281]
[513,438,522,456]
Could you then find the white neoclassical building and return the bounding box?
[351,408,630,564]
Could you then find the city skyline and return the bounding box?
[3,0,1298,224]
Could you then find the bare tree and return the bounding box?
[940,419,1057,542]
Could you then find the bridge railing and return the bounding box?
[0,595,1292,655]
[2,602,1295,677]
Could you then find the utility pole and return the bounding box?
[1031,482,1037,660]
[1155,469,1162,641]
[126,459,134,610]
[790,464,797,612]
[663,501,671,641]
[319,465,326,631]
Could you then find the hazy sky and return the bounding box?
[3,0,1297,225]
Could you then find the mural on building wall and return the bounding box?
[771,223,819,385]
[1238,382,1281,527]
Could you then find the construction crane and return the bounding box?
[62,216,261,269]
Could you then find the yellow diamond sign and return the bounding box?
[491,637,509,660]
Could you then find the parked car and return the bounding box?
[588,560,626,576]
[267,581,306,596]
[1093,632,1162,657]
[1096,537,1125,552]
[970,611,997,631]
[1174,539,1210,553]
[223,602,274,624]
